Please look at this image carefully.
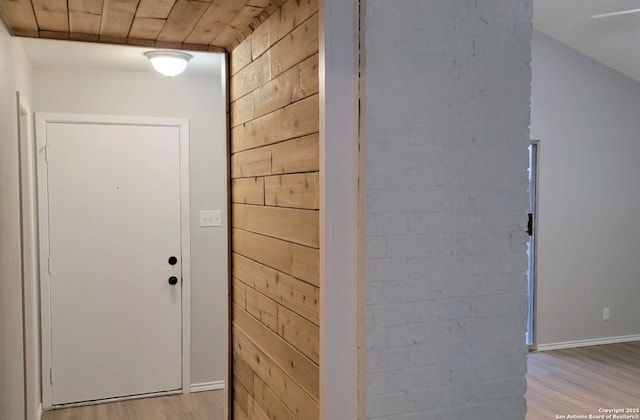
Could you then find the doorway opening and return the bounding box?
[527,140,539,349]
[36,115,190,406]
[18,37,229,417]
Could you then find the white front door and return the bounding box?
[40,118,187,405]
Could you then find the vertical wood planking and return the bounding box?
[99,0,138,37]
[230,0,319,418]
[210,5,263,47]
[0,0,292,49]
[0,0,38,33]
[69,12,100,35]
[32,0,69,32]
[156,0,208,43]
[128,17,165,39]
[135,0,176,18]
[68,0,103,35]
[184,1,247,45]
[68,1,103,16]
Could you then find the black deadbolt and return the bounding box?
[168,276,178,285]
[168,256,178,265]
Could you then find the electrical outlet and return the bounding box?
[603,307,610,321]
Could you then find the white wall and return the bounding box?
[0,24,31,420]
[13,38,32,100]
[31,61,228,385]
[13,36,39,420]
[531,31,640,347]
[362,1,532,418]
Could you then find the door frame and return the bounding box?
[527,139,540,351]
[319,0,360,418]
[17,92,41,420]
[36,113,191,409]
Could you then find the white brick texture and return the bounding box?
[362,0,532,419]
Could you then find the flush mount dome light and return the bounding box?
[144,51,193,77]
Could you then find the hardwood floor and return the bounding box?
[526,341,640,420]
[39,343,640,420]
[42,390,227,420]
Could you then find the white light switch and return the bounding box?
[200,210,222,227]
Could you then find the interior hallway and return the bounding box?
[41,390,226,420]
[526,341,640,419]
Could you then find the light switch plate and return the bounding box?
[200,210,222,227]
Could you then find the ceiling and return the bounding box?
[3,1,638,81]
[0,0,285,52]
[19,37,222,76]
[534,0,640,82]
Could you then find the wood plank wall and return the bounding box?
[229,0,319,419]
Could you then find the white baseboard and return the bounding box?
[190,380,225,393]
[537,334,640,351]
[37,403,42,420]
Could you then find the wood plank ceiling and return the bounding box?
[0,0,286,51]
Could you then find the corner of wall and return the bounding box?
[11,37,33,104]
[0,17,27,420]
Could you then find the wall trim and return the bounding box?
[537,334,640,351]
[190,381,225,393]
[18,92,42,420]
[319,0,360,419]
[37,403,42,420]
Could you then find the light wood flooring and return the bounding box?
[38,343,640,420]
[42,390,226,420]
[526,341,640,420]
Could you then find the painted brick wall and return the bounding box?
[362,1,532,419]
[229,0,320,419]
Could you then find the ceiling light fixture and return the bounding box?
[144,51,192,77]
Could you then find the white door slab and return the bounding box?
[42,119,186,405]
